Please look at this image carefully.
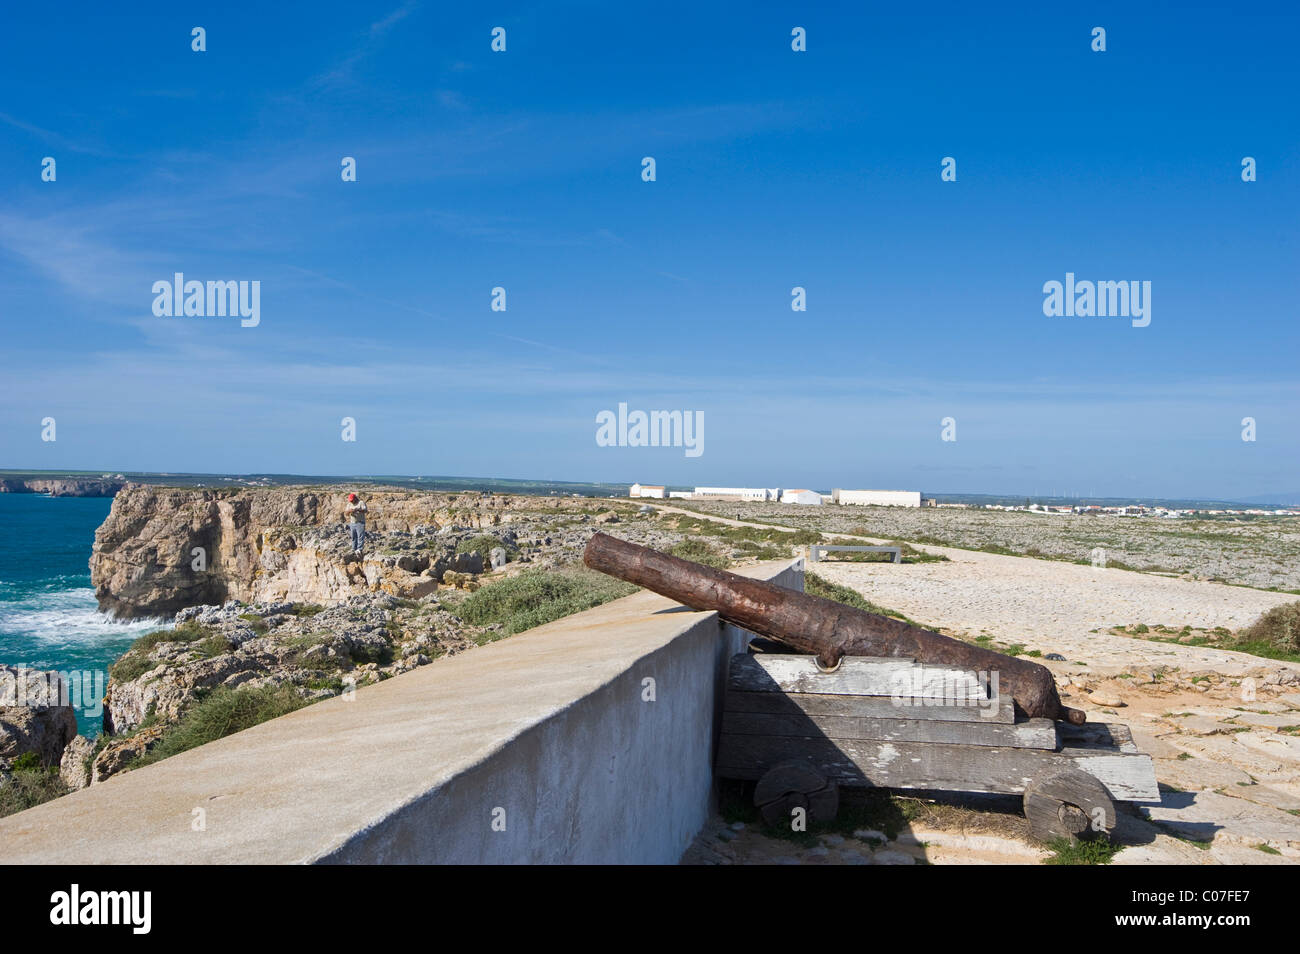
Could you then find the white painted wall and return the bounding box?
[832,489,922,507]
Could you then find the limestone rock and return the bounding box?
[59,735,96,790]
[92,726,166,782]
[0,666,78,767]
[1088,690,1125,708]
[0,477,124,497]
[89,486,559,618]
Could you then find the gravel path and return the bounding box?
[811,546,1298,675]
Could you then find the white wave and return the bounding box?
[0,587,165,649]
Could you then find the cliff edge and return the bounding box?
[89,486,568,619]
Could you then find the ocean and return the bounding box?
[0,494,162,736]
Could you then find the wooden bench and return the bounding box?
[808,545,902,564]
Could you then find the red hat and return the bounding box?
[348,493,357,502]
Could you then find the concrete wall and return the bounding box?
[0,559,802,865]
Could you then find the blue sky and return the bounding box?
[1,1,1296,498]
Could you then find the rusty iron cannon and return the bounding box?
[583,532,1085,725]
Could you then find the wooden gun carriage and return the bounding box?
[584,533,1159,841]
[717,652,1159,840]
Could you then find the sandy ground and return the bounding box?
[673,509,1300,865]
[810,545,1294,674]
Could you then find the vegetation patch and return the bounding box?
[238,613,269,635]
[126,685,308,771]
[1240,601,1300,654]
[110,621,216,681]
[1109,606,1300,663]
[456,534,520,563]
[669,538,729,568]
[1043,837,1121,865]
[0,757,68,819]
[456,567,638,638]
[805,572,915,623]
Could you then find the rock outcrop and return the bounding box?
[0,477,125,497]
[90,486,559,618]
[59,735,95,791]
[0,666,78,769]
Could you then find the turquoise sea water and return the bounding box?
[0,494,161,736]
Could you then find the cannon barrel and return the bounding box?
[583,532,1084,725]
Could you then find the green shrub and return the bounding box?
[194,633,232,658]
[457,568,637,637]
[238,613,269,635]
[1044,837,1120,865]
[128,686,308,770]
[1241,601,1300,653]
[805,572,914,623]
[456,534,519,563]
[9,752,42,772]
[669,539,729,568]
[0,765,68,819]
[110,621,215,682]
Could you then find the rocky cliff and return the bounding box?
[0,666,78,779]
[90,486,576,618]
[0,477,125,497]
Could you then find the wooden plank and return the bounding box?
[716,735,1161,802]
[724,688,1016,724]
[729,653,989,702]
[1057,721,1139,754]
[721,710,1057,748]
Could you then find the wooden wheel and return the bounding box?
[754,760,839,828]
[1023,768,1115,842]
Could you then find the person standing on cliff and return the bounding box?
[345,493,367,555]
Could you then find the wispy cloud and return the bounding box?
[0,111,118,158]
[307,1,420,91]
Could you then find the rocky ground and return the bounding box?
[677,499,1300,592]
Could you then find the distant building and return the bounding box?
[831,489,922,508]
[693,487,780,501]
[922,498,937,508]
[781,489,823,505]
[629,483,666,498]
[667,490,692,499]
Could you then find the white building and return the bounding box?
[692,487,780,501]
[667,490,692,499]
[781,489,823,505]
[831,489,922,508]
[629,483,666,499]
